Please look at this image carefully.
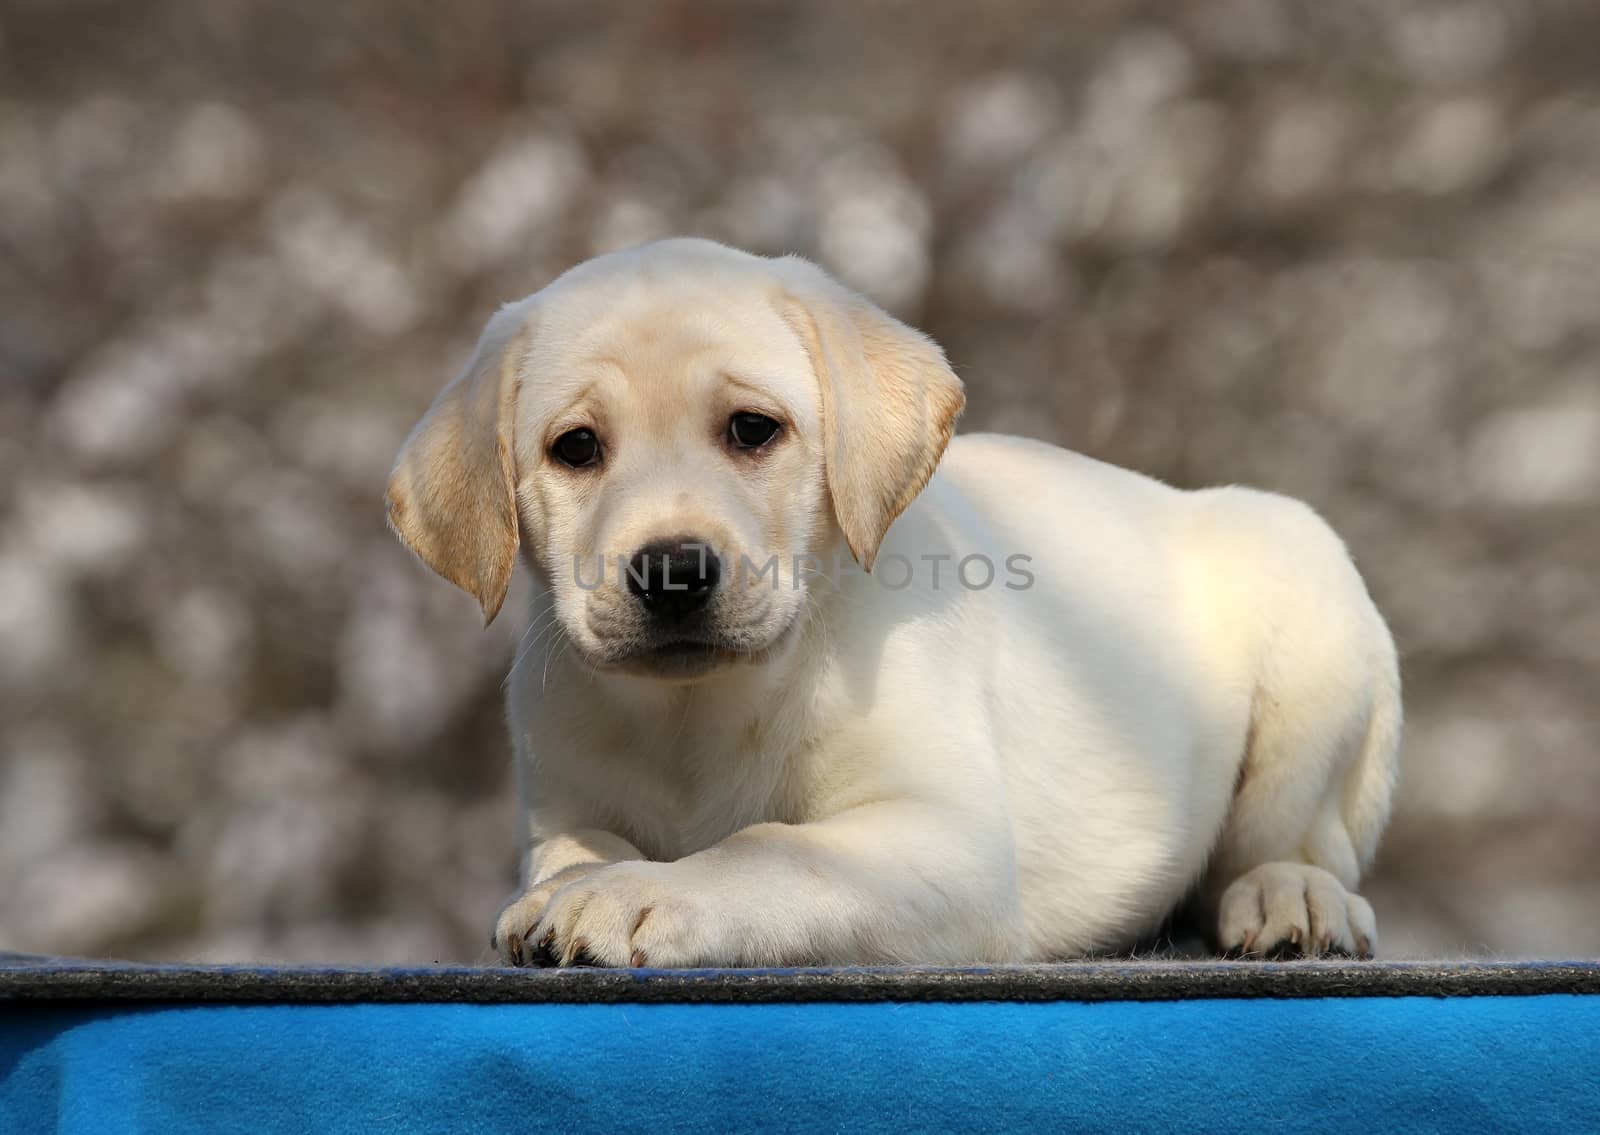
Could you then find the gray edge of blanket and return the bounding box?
[3,954,1599,1004]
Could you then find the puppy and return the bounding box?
[387,238,1401,967]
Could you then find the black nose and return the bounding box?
[627,539,721,616]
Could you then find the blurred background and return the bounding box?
[2,0,1597,964]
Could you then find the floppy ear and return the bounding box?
[778,262,965,569]
[384,299,533,624]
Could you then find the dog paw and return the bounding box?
[492,864,607,966]
[1217,862,1377,959]
[528,860,729,968]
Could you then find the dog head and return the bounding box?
[386,238,964,680]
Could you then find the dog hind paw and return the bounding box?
[1217,861,1377,958]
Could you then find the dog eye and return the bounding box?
[552,428,601,468]
[729,412,781,449]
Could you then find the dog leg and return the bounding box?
[1203,611,1401,954]
[526,801,1023,968]
[1207,644,1401,959]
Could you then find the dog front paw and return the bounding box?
[492,863,606,966]
[529,860,733,968]
[1218,861,1377,958]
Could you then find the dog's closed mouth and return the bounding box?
[638,637,757,670]
[604,626,802,678]
[647,640,718,657]
[600,637,738,679]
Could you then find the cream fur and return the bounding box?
[388,238,1401,967]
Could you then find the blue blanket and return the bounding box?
[4,961,1598,1132]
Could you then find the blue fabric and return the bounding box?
[3,995,1597,1133]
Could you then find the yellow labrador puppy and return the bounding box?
[387,238,1400,968]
